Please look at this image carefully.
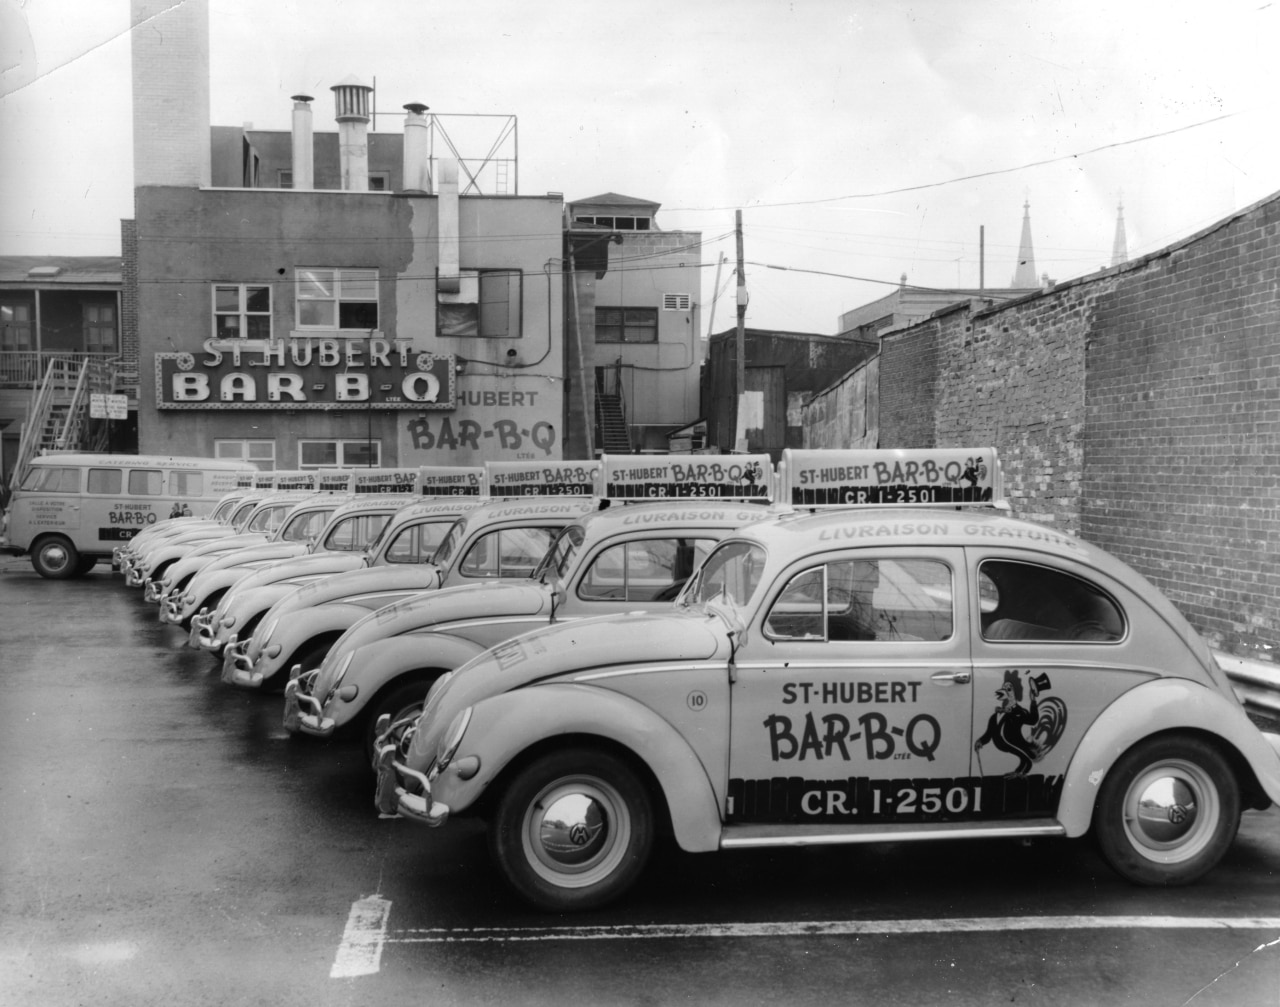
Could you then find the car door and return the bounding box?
[967,551,1149,819]
[727,546,978,826]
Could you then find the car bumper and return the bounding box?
[373,744,449,826]
[219,636,266,687]
[282,670,335,737]
[142,578,163,601]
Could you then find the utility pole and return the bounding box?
[734,210,747,441]
[979,225,985,295]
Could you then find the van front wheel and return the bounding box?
[32,536,80,580]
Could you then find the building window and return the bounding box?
[368,172,389,191]
[278,169,293,189]
[84,302,117,353]
[437,269,522,339]
[296,268,379,332]
[596,307,657,343]
[662,293,691,311]
[214,285,272,340]
[298,439,380,469]
[573,215,651,231]
[1,302,33,351]
[215,439,276,470]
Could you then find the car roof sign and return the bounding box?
[600,453,774,502]
[778,447,1005,508]
[484,460,603,497]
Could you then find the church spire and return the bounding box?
[1011,199,1037,287]
[1111,199,1129,266]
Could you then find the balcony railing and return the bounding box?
[0,351,122,388]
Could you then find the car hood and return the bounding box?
[273,563,445,616]
[199,541,309,574]
[339,580,549,654]
[406,609,728,765]
[224,552,367,593]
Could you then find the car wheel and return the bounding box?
[489,747,654,912]
[1094,735,1240,886]
[32,536,79,580]
[270,639,331,693]
[363,679,432,760]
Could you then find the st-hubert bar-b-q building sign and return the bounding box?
[155,339,456,411]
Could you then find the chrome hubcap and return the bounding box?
[523,777,629,888]
[1122,759,1218,863]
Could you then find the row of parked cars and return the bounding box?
[110,449,1280,912]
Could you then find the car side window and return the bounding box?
[979,560,1125,642]
[87,468,122,494]
[766,558,953,642]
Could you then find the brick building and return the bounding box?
[127,0,701,470]
[805,191,1280,659]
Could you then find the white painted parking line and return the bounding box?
[390,916,1280,944]
[331,895,392,978]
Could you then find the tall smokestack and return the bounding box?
[330,75,373,191]
[402,103,431,194]
[290,94,314,189]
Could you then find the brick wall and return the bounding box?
[820,191,1280,659]
[878,318,940,449]
[131,0,211,188]
[1083,198,1280,656]
[119,218,138,375]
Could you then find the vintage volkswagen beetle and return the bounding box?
[225,460,603,691]
[186,495,418,658]
[220,495,482,689]
[374,448,1280,911]
[285,458,773,753]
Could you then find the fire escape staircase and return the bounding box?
[9,357,119,493]
[594,363,632,455]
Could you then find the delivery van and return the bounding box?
[1,453,257,579]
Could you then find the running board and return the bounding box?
[720,818,1066,849]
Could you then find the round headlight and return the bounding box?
[436,706,473,771]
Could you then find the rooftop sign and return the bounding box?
[601,454,773,501]
[485,461,603,497]
[779,448,1002,507]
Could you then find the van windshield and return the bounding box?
[20,467,80,493]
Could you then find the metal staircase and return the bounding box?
[9,357,118,492]
[594,363,632,455]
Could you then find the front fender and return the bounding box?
[438,683,723,854]
[327,633,487,728]
[1057,678,1280,836]
[256,603,372,679]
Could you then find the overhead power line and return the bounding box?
[668,112,1238,212]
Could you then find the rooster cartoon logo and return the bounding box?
[974,670,1067,778]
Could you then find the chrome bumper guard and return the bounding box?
[160,593,186,625]
[282,668,334,736]
[143,579,162,602]
[373,743,449,826]
[219,636,262,687]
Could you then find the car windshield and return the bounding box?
[535,526,583,583]
[280,508,334,542]
[683,540,767,610]
[212,498,238,521]
[247,504,288,534]
[320,512,391,553]
[430,519,466,570]
[231,501,259,530]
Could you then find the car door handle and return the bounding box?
[930,670,972,685]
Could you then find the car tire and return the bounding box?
[489,747,654,912]
[363,679,433,760]
[1094,735,1240,886]
[31,536,79,580]
[272,639,332,693]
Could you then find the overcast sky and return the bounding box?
[2,0,1277,334]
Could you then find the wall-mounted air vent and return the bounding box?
[662,293,691,311]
